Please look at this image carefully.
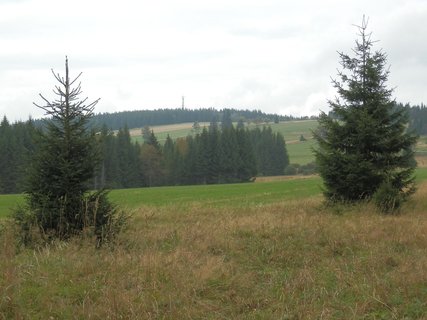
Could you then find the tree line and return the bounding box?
[0,115,289,194]
[2,99,426,195]
[87,108,313,131]
[95,119,288,188]
[0,116,36,193]
[406,103,427,135]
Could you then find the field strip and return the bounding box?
[129,122,210,136]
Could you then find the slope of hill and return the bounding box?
[91,108,309,130]
[131,120,319,165]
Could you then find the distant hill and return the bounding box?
[89,108,316,130]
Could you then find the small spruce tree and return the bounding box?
[314,18,417,212]
[17,58,125,243]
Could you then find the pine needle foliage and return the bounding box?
[16,58,126,243]
[313,18,417,212]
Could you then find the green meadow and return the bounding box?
[109,176,322,209]
[0,176,322,218]
[286,140,316,164]
[2,167,427,218]
[254,120,317,142]
[133,127,197,144]
[0,194,24,218]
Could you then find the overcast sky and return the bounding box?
[1,0,426,122]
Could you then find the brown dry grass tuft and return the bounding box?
[416,156,427,168]
[1,185,427,319]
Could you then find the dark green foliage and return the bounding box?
[207,118,221,183]
[141,125,151,143]
[95,124,119,189]
[2,113,288,192]
[406,103,427,135]
[0,117,37,194]
[116,125,142,188]
[14,190,127,247]
[191,121,201,134]
[162,135,176,185]
[5,102,425,194]
[250,126,289,176]
[83,190,128,246]
[372,177,405,213]
[146,130,161,151]
[89,108,295,131]
[17,58,125,242]
[236,118,245,130]
[272,132,289,175]
[221,109,233,130]
[219,126,239,182]
[141,130,164,186]
[160,121,276,185]
[0,116,18,193]
[236,126,257,181]
[314,19,417,211]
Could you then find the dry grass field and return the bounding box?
[1,182,427,319]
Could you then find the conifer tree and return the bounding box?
[96,124,118,189]
[236,127,257,181]
[146,130,161,151]
[163,135,174,184]
[272,132,289,175]
[207,118,220,183]
[314,18,417,211]
[198,127,210,183]
[142,125,151,143]
[221,109,233,130]
[20,58,124,242]
[0,116,18,193]
[219,126,239,182]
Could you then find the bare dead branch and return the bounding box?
[70,72,83,86]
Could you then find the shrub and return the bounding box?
[373,178,406,214]
[13,190,129,247]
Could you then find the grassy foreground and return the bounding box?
[1,182,427,318]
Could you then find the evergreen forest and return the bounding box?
[1,103,426,195]
[88,108,313,130]
[0,110,289,194]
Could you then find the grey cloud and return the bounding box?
[229,24,302,40]
[1,0,427,122]
[382,9,427,63]
[0,54,121,73]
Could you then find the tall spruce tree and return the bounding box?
[207,118,220,183]
[314,18,417,211]
[21,58,123,242]
[163,134,178,185]
[236,126,257,181]
[219,126,239,182]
